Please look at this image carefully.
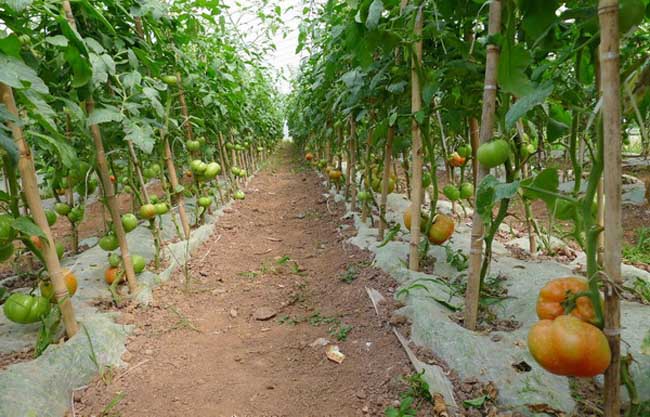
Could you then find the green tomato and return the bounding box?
[457,145,472,159]
[198,196,213,208]
[477,139,511,168]
[99,234,120,252]
[460,182,474,200]
[139,204,157,220]
[150,163,161,175]
[161,75,178,86]
[443,185,461,201]
[257,147,264,152]
[0,214,15,244]
[197,137,207,146]
[45,209,57,227]
[226,143,235,151]
[108,253,121,268]
[187,140,201,152]
[422,172,432,188]
[122,213,138,233]
[3,293,51,324]
[67,206,84,223]
[131,255,146,274]
[233,190,246,200]
[357,191,371,202]
[143,168,155,179]
[190,160,207,174]
[56,242,64,260]
[204,162,222,178]
[54,202,71,216]
[123,185,133,194]
[154,203,169,215]
[0,242,15,262]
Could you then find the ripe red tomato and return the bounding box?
[528,315,611,377]
[537,277,601,324]
[40,269,78,300]
[305,152,314,161]
[109,175,116,183]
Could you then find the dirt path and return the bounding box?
[73,148,415,417]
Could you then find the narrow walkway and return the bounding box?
[74,148,413,417]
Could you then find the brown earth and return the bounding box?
[70,149,424,417]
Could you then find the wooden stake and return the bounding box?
[87,100,138,293]
[163,134,190,239]
[408,5,425,272]
[598,0,623,415]
[464,0,502,330]
[176,72,193,142]
[379,126,394,240]
[349,116,358,212]
[0,83,79,337]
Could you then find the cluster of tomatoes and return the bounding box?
[528,277,611,377]
[403,208,455,245]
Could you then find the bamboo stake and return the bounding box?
[362,111,375,223]
[0,83,79,336]
[217,132,234,195]
[598,0,623,415]
[162,135,190,239]
[379,127,394,240]
[87,101,138,293]
[408,5,425,272]
[349,116,358,212]
[464,0,502,330]
[176,72,193,142]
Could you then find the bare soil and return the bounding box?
[71,150,423,417]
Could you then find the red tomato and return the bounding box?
[528,315,611,377]
[536,277,601,324]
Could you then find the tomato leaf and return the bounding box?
[12,216,46,239]
[0,55,49,94]
[505,82,553,129]
[87,106,123,125]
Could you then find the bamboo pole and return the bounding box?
[163,135,190,239]
[176,72,193,142]
[349,116,358,212]
[379,127,394,240]
[362,111,375,223]
[464,0,502,330]
[408,5,425,272]
[598,0,623,415]
[0,83,79,336]
[87,101,138,293]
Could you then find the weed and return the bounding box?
[623,227,650,265]
[444,245,469,271]
[308,312,339,327]
[340,265,359,284]
[385,371,432,417]
[330,324,352,341]
[101,391,125,417]
[277,315,301,325]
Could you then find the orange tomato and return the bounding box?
[403,206,426,233]
[528,315,611,377]
[448,152,466,168]
[536,277,600,324]
[104,267,124,285]
[428,213,455,245]
[30,235,44,250]
[109,175,116,183]
[39,269,78,300]
[305,152,314,161]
